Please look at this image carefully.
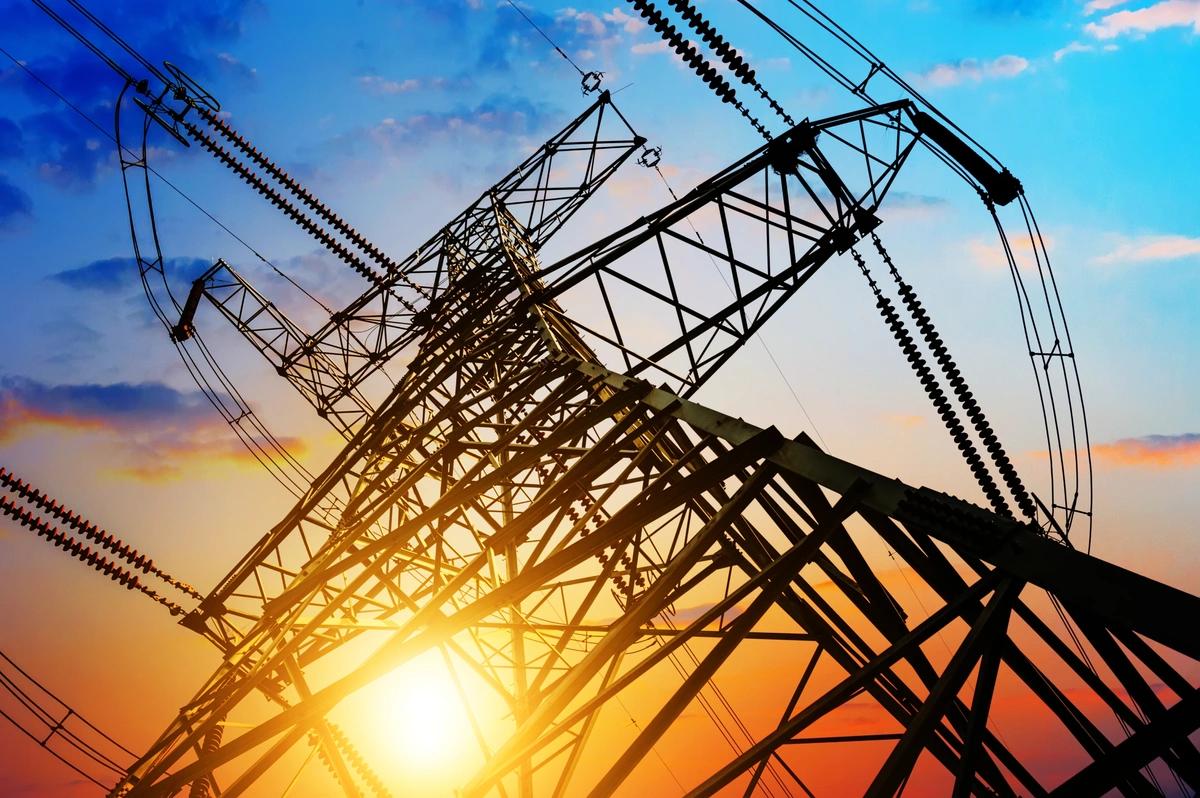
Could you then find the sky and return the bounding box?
[0,0,1197,794]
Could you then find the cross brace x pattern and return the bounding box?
[112,109,1200,794]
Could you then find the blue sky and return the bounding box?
[0,0,1197,792]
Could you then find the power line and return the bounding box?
[0,42,333,316]
[504,0,585,77]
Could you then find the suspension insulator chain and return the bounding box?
[0,467,203,599]
[186,721,225,798]
[179,118,425,310]
[523,427,622,589]
[664,0,795,127]
[850,251,1012,518]
[871,234,1036,519]
[326,722,393,798]
[628,0,772,140]
[191,106,429,305]
[0,494,188,616]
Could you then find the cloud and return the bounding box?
[668,601,745,625]
[0,117,22,160]
[602,8,645,34]
[0,173,32,231]
[0,376,304,480]
[1094,233,1200,264]
[1054,41,1097,60]
[631,40,670,56]
[0,0,255,187]
[358,75,422,95]
[479,3,628,72]
[881,191,951,221]
[348,94,553,156]
[967,232,1055,272]
[914,55,1030,88]
[50,256,210,293]
[1085,0,1131,12]
[215,51,257,86]
[1084,0,1200,39]
[1094,433,1200,468]
[886,413,926,429]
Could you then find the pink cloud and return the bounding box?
[967,232,1056,272]
[1095,234,1200,264]
[1084,0,1200,39]
[1085,0,1131,12]
[1094,434,1200,469]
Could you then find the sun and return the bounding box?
[339,648,504,795]
[378,657,468,765]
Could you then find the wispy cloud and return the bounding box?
[1094,233,1200,264]
[0,172,31,231]
[631,40,669,56]
[668,601,745,625]
[1085,0,1131,12]
[913,54,1030,88]
[347,94,552,157]
[357,75,422,95]
[881,191,951,221]
[0,376,304,480]
[0,0,255,188]
[1094,433,1200,468]
[1054,41,1097,60]
[886,413,926,429]
[0,118,22,160]
[967,232,1055,272]
[1084,0,1200,39]
[602,7,644,34]
[215,51,257,86]
[49,256,211,294]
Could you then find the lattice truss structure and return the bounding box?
[2,2,1198,796]
[94,92,1198,796]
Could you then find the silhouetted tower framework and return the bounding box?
[3,1,1198,796]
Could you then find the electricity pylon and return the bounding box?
[112,98,1199,796]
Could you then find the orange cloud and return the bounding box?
[111,434,309,482]
[886,413,925,429]
[967,232,1056,273]
[1093,433,1200,469]
[0,394,109,440]
[0,376,307,481]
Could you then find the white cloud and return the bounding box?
[914,54,1030,88]
[602,7,644,34]
[631,40,669,55]
[1094,234,1200,264]
[357,75,422,95]
[1084,0,1200,39]
[1054,41,1096,59]
[556,8,607,38]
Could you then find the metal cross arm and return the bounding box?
[531,100,919,395]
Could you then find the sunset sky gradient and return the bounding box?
[0,0,1197,794]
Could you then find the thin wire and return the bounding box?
[650,165,831,450]
[0,43,334,316]
[504,0,586,76]
[615,695,686,791]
